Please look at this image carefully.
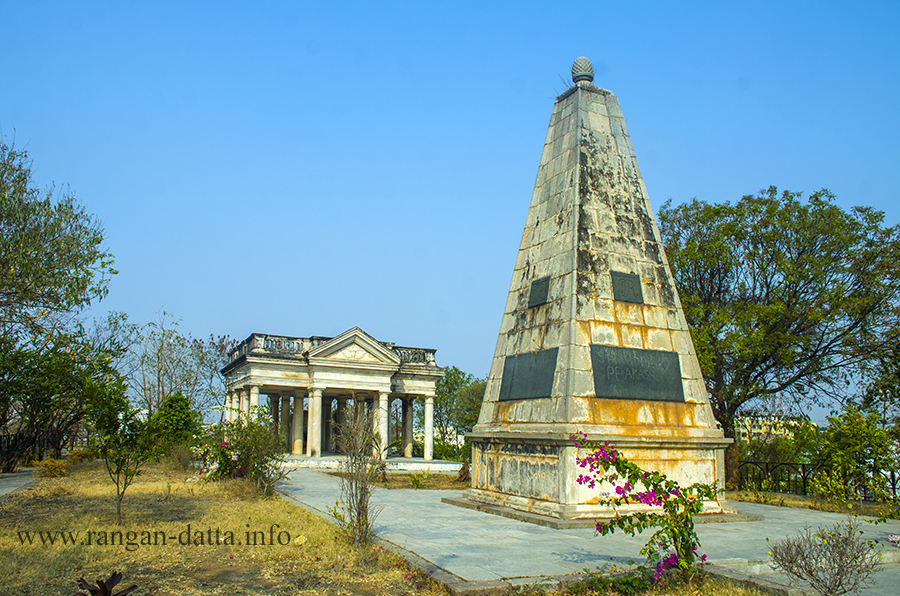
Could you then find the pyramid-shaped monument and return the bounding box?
[463,57,731,522]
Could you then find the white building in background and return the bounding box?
[221,327,444,459]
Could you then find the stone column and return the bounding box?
[271,395,280,428]
[234,390,241,419]
[291,394,304,455]
[240,388,249,417]
[307,389,322,457]
[233,391,241,421]
[354,396,366,428]
[402,397,414,457]
[249,385,260,415]
[224,391,233,422]
[280,395,292,447]
[424,395,434,460]
[335,398,347,454]
[377,391,389,458]
[322,398,333,453]
[369,396,378,458]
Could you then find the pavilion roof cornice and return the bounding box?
[222,330,439,375]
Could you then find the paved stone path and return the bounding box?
[0,470,35,501]
[278,468,900,595]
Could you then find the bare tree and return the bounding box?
[335,405,382,545]
[126,311,201,419]
[192,334,237,418]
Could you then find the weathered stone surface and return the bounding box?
[466,57,731,521]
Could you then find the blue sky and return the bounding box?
[3,1,899,393]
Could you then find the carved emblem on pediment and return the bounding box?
[332,342,378,362]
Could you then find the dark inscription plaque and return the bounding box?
[590,344,684,402]
[611,271,643,304]
[498,348,558,401]
[528,276,550,308]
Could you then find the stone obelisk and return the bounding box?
[463,57,731,522]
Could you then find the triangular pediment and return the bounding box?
[308,327,400,365]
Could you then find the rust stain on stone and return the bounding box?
[613,301,644,326]
[579,397,699,427]
[497,401,515,422]
[576,320,592,346]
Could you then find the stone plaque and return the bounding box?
[611,271,643,304]
[590,344,684,402]
[498,348,558,401]
[528,276,550,308]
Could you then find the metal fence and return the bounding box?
[739,460,899,501]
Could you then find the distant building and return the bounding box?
[736,414,817,443]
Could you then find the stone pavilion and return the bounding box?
[221,327,445,459]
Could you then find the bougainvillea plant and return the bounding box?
[572,431,717,584]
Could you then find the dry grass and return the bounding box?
[0,462,446,596]
[647,577,768,596]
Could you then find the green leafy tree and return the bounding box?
[858,332,900,440]
[149,392,201,446]
[0,336,31,471]
[86,374,149,524]
[658,187,900,487]
[433,366,475,443]
[812,404,896,507]
[455,378,486,434]
[0,328,122,471]
[737,416,820,464]
[0,141,115,338]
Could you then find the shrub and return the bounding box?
[33,458,68,478]
[162,442,195,472]
[410,438,471,462]
[572,432,715,585]
[409,471,426,489]
[433,439,471,462]
[202,410,286,496]
[769,518,881,596]
[813,405,896,507]
[74,571,137,596]
[566,567,653,596]
[66,448,96,465]
[148,393,201,447]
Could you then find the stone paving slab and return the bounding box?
[277,468,900,595]
[441,496,763,529]
[283,454,463,474]
[0,470,35,501]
